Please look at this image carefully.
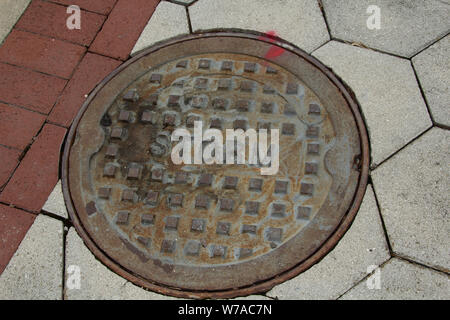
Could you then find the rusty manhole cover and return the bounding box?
[62,32,369,298]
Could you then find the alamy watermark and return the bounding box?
[366,5,381,30]
[66,5,81,30]
[171,121,280,175]
[366,265,381,290]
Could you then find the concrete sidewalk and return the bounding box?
[0,0,448,300]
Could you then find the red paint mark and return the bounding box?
[258,30,286,64]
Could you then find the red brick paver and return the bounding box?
[0,63,67,114]
[48,0,118,15]
[49,53,121,127]
[89,0,159,60]
[0,103,46,150]
[16,0,106,46]
[0,124,67,213]
[0,147,21,190]
[0,29,86,78]
[0,205,36,275]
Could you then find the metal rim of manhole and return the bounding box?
[62,32,369,299]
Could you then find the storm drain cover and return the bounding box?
[62,33,369,298]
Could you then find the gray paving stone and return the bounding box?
[65,228,173,299]
[189,0,329,53]
[0,214,63,300]
[412,35,450,127]
[42,180,68,219]
[267,185,390,300]
[322,0,450,58]
[340,258,450,300]
[372,128,449,271]
[313,41,432,166]
[0,0,30,44]
[132,1,189,55]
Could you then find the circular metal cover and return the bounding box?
[62,32,369,299]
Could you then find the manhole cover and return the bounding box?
[62,32,369,298]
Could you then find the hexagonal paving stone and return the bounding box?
[0,214,63,300]
[412,35,450,127]
[322,0,450,58]
[132,1,189,55]
[372,128,449,271]
[313,41,432,166]
[189,0,329,53]
[65,228,174,299]
[43,180,68,218]
[267,186,390,300]
[340,258,450,300]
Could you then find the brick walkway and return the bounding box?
[0,0,448,300]
[0,0,160,275]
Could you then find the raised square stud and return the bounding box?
[297,206,312,220]
[248,178,263,191]
[309,103,321,115]
[261,102,274,113]
[240,80,254,92]
[121,189,135,202]
[221,61,233,71]
[263,85,276,94]
[212,98,227,110]
[191,218,206,232]
[145,191,159,205]
[198,173,213,186]
[118,110,132,122]
[149,73,162,83]
[242,224,257,234]
[305,162,318,174]
[282,123,295,135]
[198,59,211,69]
[192,96,207,108]
[160,239,176,253]
[167,95,180,108]
[223,176,238,189]
[127,166,141,180]
[210,118,222,129]
[286,83,298,94]
[194,78,208,90]
[245,201,260,215]
[137,236,151,247]
[219,198,234,212]
[186,115,200,128]
[168,193,183,207]
[195,194,209,209]
[105,144,119,158]
[185,241,201,256]
[307,143,320,154]
[103,164,116,177]
[165,216,179,230]
[116,211,129,225]
[300,182,314,195]
[175,171,188,184]
[244,62,257,73]
[239,248,253,259]
[211,245,227,258]
[271,203,286,217]
[141,213,155,225]
[236,100,250,112]
[151,168,164,181]
[217,79,231,90]
[163,113,176,126]
[267,227,282,242]
[274,180,288,194]
[216,222,231,235]
[123,89,139,102]
[110,127,125,139]
[141,110,155,123]
[266,66,277,74]
[98,187,111,199]
[234,119,248,130]
[306,126,319,138]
